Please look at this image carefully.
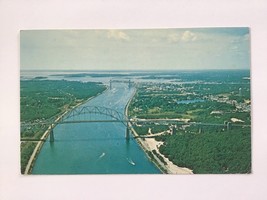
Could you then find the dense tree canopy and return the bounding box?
[21,80,106,122]
[157,127,251,174]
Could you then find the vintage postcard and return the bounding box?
[20,28,251,174]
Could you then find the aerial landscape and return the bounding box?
[20,28,251,174]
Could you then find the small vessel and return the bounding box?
[99,152,106,159]
[127,158,135,166]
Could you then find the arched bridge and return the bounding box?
[51,106,131,142]
[62,106,128,126]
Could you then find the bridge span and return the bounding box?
[109,79,134,89]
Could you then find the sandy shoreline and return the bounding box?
[23,87,108,174]
[125,89,193,174]
[130,127,193,174]
[142,137,193,174]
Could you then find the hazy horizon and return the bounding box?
[20,68,250,72]
[20,28,250,71]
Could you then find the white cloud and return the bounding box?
[181,31,197,42]
[167,31,197,43]
[107,30,130,41]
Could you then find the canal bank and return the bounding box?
[124,89,164,173]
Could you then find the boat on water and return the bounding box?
[127,158,135,166]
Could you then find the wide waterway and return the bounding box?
[32,83,161,174]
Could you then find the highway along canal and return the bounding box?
[32,83,161,174]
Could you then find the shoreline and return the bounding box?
[125,88,193,174]
[23,86,108,174]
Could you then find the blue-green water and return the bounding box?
[32,84,161,174]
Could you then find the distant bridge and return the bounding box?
[109,79,134,89]
[21,105,250,142]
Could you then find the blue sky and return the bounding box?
[20,28,250,70]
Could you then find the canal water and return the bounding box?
[32,83,161,174]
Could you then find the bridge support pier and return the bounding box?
[227,122,232,131]
[125,127,130,140]
[198,126,202,134]
[50,128,54,142]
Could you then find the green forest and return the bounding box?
[21,80,106,122]
[156,127,251,174]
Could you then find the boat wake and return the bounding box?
[98,152,106,160]
[126,158,136,166]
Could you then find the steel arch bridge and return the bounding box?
[62,106,128,125]
[20,106,132,142]
[52,106,131,142]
